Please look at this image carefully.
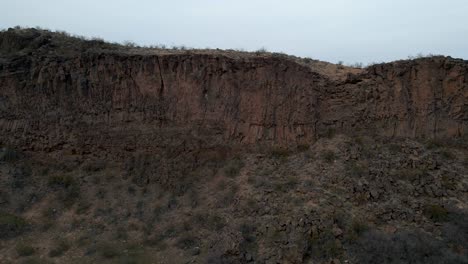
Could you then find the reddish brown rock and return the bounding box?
[0,29,466,153]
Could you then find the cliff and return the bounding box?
[1,28,467,264]
[0,28,466,153]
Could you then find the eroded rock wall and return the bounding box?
[0,42,466,153]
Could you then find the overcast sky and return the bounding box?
[1,0,467,64]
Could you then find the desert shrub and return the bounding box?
[96,187,106,199]
[240,223,257,243]
[76,200,91,215]
[194,212,226,231]
[397,168,425,182]
[424,204,448,222]
[350,230,467,264]
[175,234,199,250]
[441,211,468,248]
[82,160,107,172]
[439,149,455,160]
[297,144,310,152]
[441,175,457,190]
[270,147,291,159]
[325,128,336,139]
[425,136,467,149]
[116,254,152,264]
[111,226,128,241]
[48,175,74,188]
[425,139,444,149]
[255,47,267,54]
[350,62,363,68]
[16,242,35,256]
[388,144,402,153]
[223,159,245,178]
[11,165,32,189]
[0,211,28,238]
[41,206,58,220]
[123,40,136,48]
[97,241,121,258]
[308,226,343,260]
[218,182,239,207]
[249,167,277,189]
[346,161,368,178]
[48,175,80,207]
[48,239,70,257]
[345,219,369,242]
[285,174,299,188]
[0,147,20,162]
[19,257,52,264]
[322,150,336,163]
[61,185,80,208]
[273,174,298,193]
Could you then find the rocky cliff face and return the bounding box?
[0,28,466,153]
[1,28,467,264]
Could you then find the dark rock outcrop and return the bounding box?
[0,28,466,153]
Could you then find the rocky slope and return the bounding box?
[0,28,466,152]
[0,28,467,264]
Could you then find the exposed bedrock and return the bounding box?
[0,31,466,153]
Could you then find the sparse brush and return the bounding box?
[16,242,35,256]
[96,241,122,258]
[0,147,20,162]
[424,204,448,222]
[0,212,28,238]
[322,150,336,163]
[48,239,70,257]
[223,158,245,177]
[270,147,291,159]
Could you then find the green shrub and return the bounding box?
[48,175,80,207]
[424,204,448,222]
[48,175,74,188]
[439,150,455,160]
[0,147,20,162]
[297,144,310,152]
[0,211,27,238]
[239,222,257,243]
[223,159,245,178]
[194,213,226,231]
[48,239,70,257]
[19,256,52,264]
[441,175,457,190]
[255,47,267,55]
[398,168,426,182]
[82,160,107,172]
[175,234,199,250]
[345,219,369,242]
[425,139,444,149]
[309,226,343,260]
[76,200,91,215]
[351,219,369,235]
[97,241,121,258]
[388,144,402,153]
[322,150,336,163]
[270,147,291,159]
[325,128,336,139]
[350,230,467,263]
[16,242,35,256]
[346,161,368,177]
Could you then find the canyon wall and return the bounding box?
[0,30,466,153]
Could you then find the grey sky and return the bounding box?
[1,0,467,64]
